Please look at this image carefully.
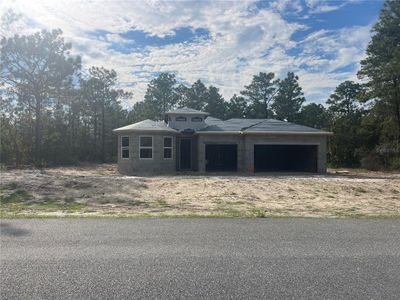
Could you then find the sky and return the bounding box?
[0,0,384,107]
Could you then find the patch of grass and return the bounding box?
[287,188,295,192]
[0,189,32,204]
[354,187,367,193]
[64,197,75,204]
[29,202,88,211]
[135,182,148,189]
[251,208,266,218]
[155,199,173,208]
[225,200,246,205]
[221,208,244,217]
[64,180,92,189]
[327,195,335,199]
[127,200,147,206]
[4,182,19,190]
[391,189,399,194]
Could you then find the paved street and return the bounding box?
[1,218,399,299]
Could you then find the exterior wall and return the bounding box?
[197,134,245,172]
[243,134,327,173]
[117,131,328,175]
[117,132,176,175]
[167,114,207,131]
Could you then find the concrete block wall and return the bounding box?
[117,132,177,175]
[197,134,245,172]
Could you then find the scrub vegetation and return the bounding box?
[1,164,399,218]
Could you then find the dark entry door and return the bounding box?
[180,139,192,170]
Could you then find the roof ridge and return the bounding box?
[240,120,266,131]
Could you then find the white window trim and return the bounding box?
[121,136,130,160]
[163,136,173,160]
[139,135,153,160]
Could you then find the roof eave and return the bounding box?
[195,131,242,135]
[113,129,178,134]
[243,131,333,135]
[165,112,209,116]
[195,131,332,135]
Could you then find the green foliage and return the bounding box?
[177,79,209,110]
[240,72,278,118]
[326,81,363,116]
[272,72,305,122]
[0,189,32,203]
[357,0,400,169]
[205,86,226,119]
[297,103,330,129]
[0,29,81,165]
[226,94,248,119]
[326,81,364,167]
[0,30,129,166]
[142,73,178,120]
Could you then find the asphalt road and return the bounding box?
[1,218,400,299]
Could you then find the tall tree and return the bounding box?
[205,86,226,119]
[326,81,364,167]
[143,73,177,119]
[297,103,331,130]
[326,81,363,116]
[177,79,208,110]
[240,72,278,118]
[81,67,127,162]
[226,94,248,119]
[272,72,305,122]
[358,0,400,168]
[0,29,81,165]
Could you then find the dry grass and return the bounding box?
[1,164,399,218]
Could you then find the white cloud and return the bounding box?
[1,0,374,106]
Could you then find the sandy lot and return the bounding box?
[1,164,399,218]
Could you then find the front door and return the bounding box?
[180,139,192,170]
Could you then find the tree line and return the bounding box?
[1,0,399,169]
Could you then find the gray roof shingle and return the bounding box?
[200,118,329,134]
[165,107,209,115]
[113,119,178,133]
[113,116,330,135]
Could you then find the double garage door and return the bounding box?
[254,145,318,173]
[205,144,318,173]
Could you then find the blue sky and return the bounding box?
[1,0,384,106]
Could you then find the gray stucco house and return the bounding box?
[113,107,331,175]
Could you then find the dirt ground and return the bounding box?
[1,164,400,218]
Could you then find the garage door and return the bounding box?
[206,144,237,171]
[254,145,318,173]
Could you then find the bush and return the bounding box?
[360,152,383,171]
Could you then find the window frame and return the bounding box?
[191,116,203,122]
[175,116,187,122]
[139,136,153,160]
[121,136,130,159]
[163,136,173,160]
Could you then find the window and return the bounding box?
[139,136,153,159]
[176,116,187,122]
[121,136,129,159]
[191,116,202,122]
[163,137,173,159]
